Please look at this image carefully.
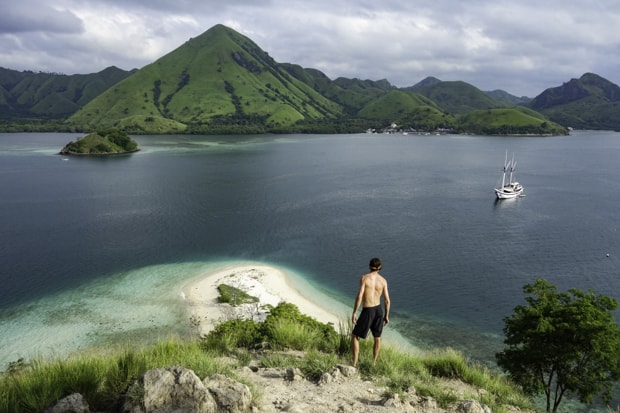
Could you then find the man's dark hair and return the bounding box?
[369,257,382,271]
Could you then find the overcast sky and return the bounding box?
[1,0,618,97]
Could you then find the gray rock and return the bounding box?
[335,364,357,378]
[204,374,253,413]
[456,399,492,413]
[124,365,216,413]
[382,393,401,408]
[285,367,304,381]
[418,396,439,410]
[45,393,89,413]
[318,372,333,385]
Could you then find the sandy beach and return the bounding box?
[182,263,351,336]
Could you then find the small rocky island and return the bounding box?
[59,129,139,155]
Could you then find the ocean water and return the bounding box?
[1,131,619,407]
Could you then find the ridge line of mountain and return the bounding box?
[1,24,618,133]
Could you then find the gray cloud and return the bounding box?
[0,0,618,96]
[0,3,83,34]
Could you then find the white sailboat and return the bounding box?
[495,151,524,199]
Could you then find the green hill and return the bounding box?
[0,66,133,119]
[280,65,394,116]
[411,80,502,115]
[330,77,395,114]
[406,76,442,91]
[485,89,531,106]
[406,77,533,111]
[68,25,343,134]
[530,73,620,131]
[457,107,568,135]
[357,90,455,130]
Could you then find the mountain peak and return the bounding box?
[531,72,620,110]
[67,24,342,132]
[195,24,241,41]
[411,76,442,90]
[171,24,255,57]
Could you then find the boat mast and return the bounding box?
[508,153,516,185]
[501,150,508,188]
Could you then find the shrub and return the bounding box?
[264,318,323,351]
[201,318,262,352]
[261,302,339,351]
[422,348,469,379]
[300,350,339,381]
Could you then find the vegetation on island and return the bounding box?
[2,25,618,135]
[59,128,139,155]
[216,284,259,306]
[3,279,619,412]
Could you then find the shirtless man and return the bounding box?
[351,257,391,367]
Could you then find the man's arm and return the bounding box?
[382,282,391,326]
[352,277,365,324]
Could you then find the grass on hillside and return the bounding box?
[0,341,227,413]
[457,107,568,135]
[0,302,534,413]
[354,89,457,131]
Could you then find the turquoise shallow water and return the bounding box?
[0,261,201,363]
[0,260,358,365]
[1,131,619,402]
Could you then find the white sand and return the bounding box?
[181,262,419,354]
[182,264,349,336]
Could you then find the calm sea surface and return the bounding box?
[1,131,619,406]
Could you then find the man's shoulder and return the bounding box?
[360,272,374,282]
[361,272,387,283]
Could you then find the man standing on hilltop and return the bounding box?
[351,257,391,367]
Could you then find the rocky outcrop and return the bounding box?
[123,365,215,413]
[45,363,509,413]
[121,366,252,413]
[206,374,253,413]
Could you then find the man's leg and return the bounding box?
[372,337,381,366]
[351,334,360,367]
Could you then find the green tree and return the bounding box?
[496,279,620,412]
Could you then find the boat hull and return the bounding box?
[495,185,523,199]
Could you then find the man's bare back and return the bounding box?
[359,271,388,308]
[352,270,390,325]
